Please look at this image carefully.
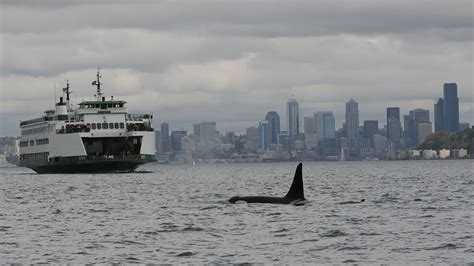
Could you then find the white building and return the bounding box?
[422,149,437,159]
[439,149,450,159]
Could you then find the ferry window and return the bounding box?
[114,122,119,129]
[102,123,108,129]
[97,123,102,129]
[108,103,112,108]
[92,123,96,129]
[120,122,124,129]
[119,103,123,108]
[95,104,100,108]
[101,104,106,109]
[30,140,34,146]
[109,123,114,129]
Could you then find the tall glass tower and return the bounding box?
[287,99,299,137]
[434,98,445,132]
[265,111,280,144]
[345,98,359,148]
[443,83,459,133]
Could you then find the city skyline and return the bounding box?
[1,0,473,136]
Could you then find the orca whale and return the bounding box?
[229,163,306,205]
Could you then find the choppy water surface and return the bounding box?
[0,160,473,264]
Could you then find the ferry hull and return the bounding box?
[22,156,155,174]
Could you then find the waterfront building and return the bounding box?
[345,98,359,148]
[315,112,335,141]
[265,111,280,144]
[287,98,299,137]
[439,149,450,159]
[434,98,445,132]
[443,83,459,133]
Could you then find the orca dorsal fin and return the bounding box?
[285,163,304,200]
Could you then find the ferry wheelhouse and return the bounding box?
[19,70,156,173]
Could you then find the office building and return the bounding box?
[434,98,445,132]
[265,111,280,144]
[443,83,459,133]
[417,122,432,145]
[170,130,187,152]
[315,112,335,141]
[160,123,170,153]
[287,98,299,137]
[258,120,271,150]
[345,98,359,148]
[363,120,378,148]
[304,116,316,134]
[386,107,401,146]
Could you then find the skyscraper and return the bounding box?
[287,98,299,137]
[386,107,401,146]
[345,98,359,147]
[170,130,187,152]
[315,112,335,141]
[411,109,430,144]
[363,120,378,148]
[258,120,270,150]
[265,111,280,144]
[160,122,170,153]
[434,98,445,132]
[443,83,459,133]
[403,114,415,148]
[304,116,316,134]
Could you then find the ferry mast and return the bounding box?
[92,69,103,101]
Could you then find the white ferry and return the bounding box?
[19,70,156,173]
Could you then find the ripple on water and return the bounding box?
[426,243,464,250]
[319,229,348,238]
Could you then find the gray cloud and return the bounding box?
[1,0,473,136]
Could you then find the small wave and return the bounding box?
[342,259,358,263]
[320,229,348,238]
[426,243,462,250]
[88,209,109,213]
[419,215,435,218]
[125,257,141,261]
[359,232,381,236]
[272,228,288,233]
[177,251,195,257]
[66,186,77,192]
[338,246,364,251]
[182,226,204,232]
[115,240,144,246]
[0,226,12,232]
[301,238,319,243]
[200,206,221,210]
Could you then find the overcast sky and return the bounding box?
[1,0,472,136]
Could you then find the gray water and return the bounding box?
[0,160,473,264]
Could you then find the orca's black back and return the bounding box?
[284,163,304,200]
